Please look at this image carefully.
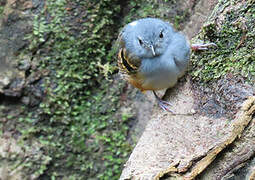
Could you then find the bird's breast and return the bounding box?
[138,56,180,90]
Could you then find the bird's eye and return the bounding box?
[159,31,164,38]
[138,38,143,45]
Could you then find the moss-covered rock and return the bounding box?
[191,0,255,83]
[189,0,255,119]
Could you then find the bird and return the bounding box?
[117,18,216,112]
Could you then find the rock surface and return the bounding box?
[120,0,255,179]
[0,0,47,179]
[120,80,255,179]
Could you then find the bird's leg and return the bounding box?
[191,42,217,51]
[153,91,174,113]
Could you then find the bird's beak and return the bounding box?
[151,45,156,56]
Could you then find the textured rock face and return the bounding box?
[0,0,47,179]
[120,80,234,179]
[1,0,254,179]
[182,0,219,39]
[120,81,255,180]
[0,0,46,101]
[0,0,32,97]
[120,0,255,179]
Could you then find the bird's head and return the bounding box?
[122,18,174,58]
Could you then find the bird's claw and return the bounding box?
[158,99,174,113]
[153,91,174,113]
[191,42,217,51]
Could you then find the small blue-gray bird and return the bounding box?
[117,18,216,112]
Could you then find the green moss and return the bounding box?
[0,6,4,17]
[190,1,255,83]
[0,0,194,179]
[17,0,132,179]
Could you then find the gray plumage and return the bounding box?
[117,18,190,91]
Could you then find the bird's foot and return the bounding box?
[153,91,174,113]
[191,42,217,51]
[157,99,174,113]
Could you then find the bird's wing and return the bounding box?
[117,33,141,75]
